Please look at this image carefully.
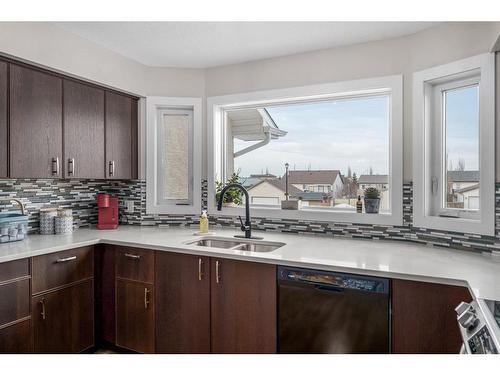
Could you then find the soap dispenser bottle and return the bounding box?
[199,210,209,234]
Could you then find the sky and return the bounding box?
[445,85,479,172]
[233,95,390,178]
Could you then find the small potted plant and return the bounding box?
[363,187,380,214]
[215,173,243,207]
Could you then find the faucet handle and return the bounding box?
[238,215,245,230]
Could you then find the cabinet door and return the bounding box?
[0,61,7,177]
[211,259,277,353]
[95,244,116,345]
[63,80,105,179]
[392,279,472,353]
[32,280,94,353]
[10,64,62,178]
[156,252,210,353]
[0,320,32,353]
[116,279,155,353]
[0,278,30,327]
[105,91,134,179]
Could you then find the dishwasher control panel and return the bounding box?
[278,267,389,294]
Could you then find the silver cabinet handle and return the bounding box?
[52,157,60,176]
[144,288,150,309]
[198,258,204,281]
[40,298,46,320]
[68,158,75,175]
[108,161,115,177]
[125,253,141,260]
[56,256,77,263]
[215,260,221,284]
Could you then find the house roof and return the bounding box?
[247,177,302,195]
[284,170,341,184]
[447,170,479,182]
[455,183,479,194]
[358,174,388,184]
[240,177,262,189]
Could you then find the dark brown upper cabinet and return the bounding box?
[210,259,277,354]
[9,64,63,178]
[63,80,105,179]
[105,91,137,180]
[0,61,7,178]
[155,252,211,354]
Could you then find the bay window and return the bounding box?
[208,76,403,225]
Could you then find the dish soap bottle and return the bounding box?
[356,195,363,213]
[199,210,209,234]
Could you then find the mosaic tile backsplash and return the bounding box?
[1,178,500,254]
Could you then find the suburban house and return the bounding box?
[447,170,479,209]
[246,177,302,206]
[358,174,389,191]
[285,170,344,197]
[358,174,389,211]
[241,173,277,190]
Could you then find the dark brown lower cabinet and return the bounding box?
[210,258,277,354]
[155,252,210,353]
[392,279,472,354]
[0,320,32,353]
[32,280,94,353]
[116,279,155,353]
[95,245,116,345]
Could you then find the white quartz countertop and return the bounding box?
[1,225,499,301]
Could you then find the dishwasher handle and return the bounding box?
[314,285,345,294]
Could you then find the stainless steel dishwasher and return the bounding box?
[278,266,390,353]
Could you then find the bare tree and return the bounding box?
[369,166,374,175]
[456,158,465,171]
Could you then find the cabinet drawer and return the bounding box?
[0,258,29,283]
[32,246,94,294]
[0,278,30,327]
[0,319,32,353]
[115,247,154,283]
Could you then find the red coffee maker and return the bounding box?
[97,194,119,230]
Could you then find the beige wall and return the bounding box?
[0,22,205,97]
[205,22,500,182]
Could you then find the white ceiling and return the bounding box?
[54,22,439,69]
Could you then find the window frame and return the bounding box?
[412,53,495,235]
[146,96,202,215]
[207,75,403,225]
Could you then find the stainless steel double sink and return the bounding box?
[185,237,285,253]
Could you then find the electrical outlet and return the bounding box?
[125,200,135,213]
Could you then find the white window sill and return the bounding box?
[413,214,494,236]
[209,205,403,226]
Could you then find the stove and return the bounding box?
[455,299,500,354]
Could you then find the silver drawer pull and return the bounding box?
[109,161,115,177]
[125,253,141,260]
[56,256,77,263]
[68,158,75,175]
[52,157,60,176]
